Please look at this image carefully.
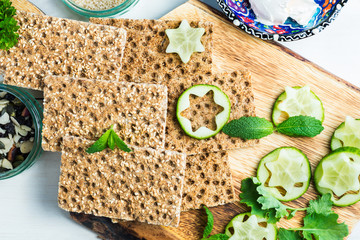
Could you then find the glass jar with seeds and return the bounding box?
[62,0,139,17]
[0,85,43,180]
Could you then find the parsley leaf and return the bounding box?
[222,117,274,140]
[300,212,348,240]
[240,177,296,223]
[278,228,302,240]
[277,116,324,137]
[279,194,349,240]
[201,206,229,240]
[203,206,214,238]
[306,193,333,216]
[0,0,20,50]
[86,126,131,153]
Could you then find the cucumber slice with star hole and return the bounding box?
[314,147,360,207]
[176,84,231,140]
[331,116,360,151]
[257,147,311,201]
[225,212,277,240]
[272,86,324,126]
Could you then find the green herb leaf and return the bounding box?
[0,0,20,50]
[112,129,132,152]
[203,206,214,238]
[108,131,116,150]
[278,228,303,240]
[306,193,333,216]
[86,128,112,154]
[86,126,131,153]
[205,234,229,240]
[222,117,274,140]
[276,116,324,137]
[240,177,296,223]
[300,212,348,240]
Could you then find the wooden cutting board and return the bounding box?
[15,0,360,239]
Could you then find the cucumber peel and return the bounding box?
[257,147,311,201]
[272,86,324,126]
[314,147,360,206]
[331,116,360,150]
[225,213,277,240]
[176,84,231,140]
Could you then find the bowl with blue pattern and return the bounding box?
[217,0,348,41]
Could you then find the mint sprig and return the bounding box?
[222,116,324,139]
[0,0,20,50]
[86,125,131,154]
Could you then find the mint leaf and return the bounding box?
[300,212,348,240]
[86,128,112,153]
[108,131,116,150]
[276,116,324,137]
[222,117,274,140]
[306,193,333,216]
[112,130,132,152]
[278,228,302,240]
[203,206,214,238]
[0,0,20,50]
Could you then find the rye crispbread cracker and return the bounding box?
[42,76,167,152]
[58,137,186,227]
[3,11,127,90]
[89,18,213,84]
[181,151,235,211]
[166,70,258,154]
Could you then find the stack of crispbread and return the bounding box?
[2,11,258,227]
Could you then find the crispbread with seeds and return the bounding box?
[3,11,127,90]
[166,70,258,154]
[42,76,167,151]
[89,18,213,84]
[58,136,186,227]
[181,151,235,211]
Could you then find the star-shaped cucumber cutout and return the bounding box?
[277,86,322,121]
[265,149,308,195]
[318,153,360,196]
[334,116,360,148]
[180,90,224,132]
[231,215,270,240]
[165,19,205,64]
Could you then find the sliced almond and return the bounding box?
[1,159,13,170]
[0,112,10,125]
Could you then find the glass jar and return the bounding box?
[62,0,140,18]
[0,84,43,180]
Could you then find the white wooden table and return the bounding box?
[1,0,359,239]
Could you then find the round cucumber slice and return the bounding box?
[272,86,324,126]
[176,84,231,140]
[225,212,277,240]
[257,147,311,201]
[331,116,360,151]
[314,147,360,206]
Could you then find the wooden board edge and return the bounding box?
[13,0,44,15]
[181,0,360,93]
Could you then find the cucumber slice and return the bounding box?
[225,212,277,240]
[176,84,231,140]
[331,116,360,151]
[257,147,311,201]
[272,86,324,126]
[314,147,360,206]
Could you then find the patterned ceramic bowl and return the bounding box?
[217,0,348,41]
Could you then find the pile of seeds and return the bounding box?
[71,0,125,10]
[0,92,35,172]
